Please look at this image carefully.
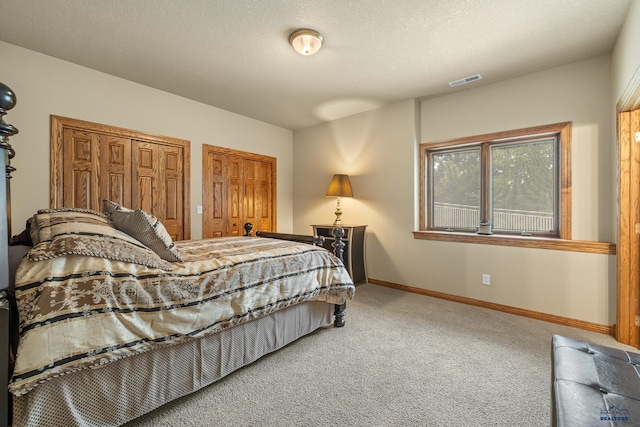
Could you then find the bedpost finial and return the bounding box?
[0,82,17,113]
[244,223,253,236]
[0,82,18,147]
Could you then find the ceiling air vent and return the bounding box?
[449,74,483,87]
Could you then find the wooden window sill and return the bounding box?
[412,231,615,254]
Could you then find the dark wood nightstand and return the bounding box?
[312,224,367,284]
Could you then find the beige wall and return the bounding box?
[422,56,613,242]
[0,41,294,238]
[612,0,640,106]
[293,56,617,326]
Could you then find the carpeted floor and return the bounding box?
[125,284,634,427]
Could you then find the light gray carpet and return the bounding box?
[125,284,635,427]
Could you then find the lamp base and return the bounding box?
[333,198,343,225]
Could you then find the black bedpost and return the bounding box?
[332,227,347,328]
[331,226,345,261]
[0,82,18,427]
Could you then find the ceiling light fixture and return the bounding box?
[289,29,324,56]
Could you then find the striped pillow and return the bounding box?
[31,208,110,245]
[27,209,173,270]
[111,208,183,263]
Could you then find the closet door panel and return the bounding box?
[71,170,92,210]
[132,141,159,214]
[203,149,227,238]
[100,135,131,208]
[136,177,154,212]
[63,129,100,210]
[132,141,184,240]
[228,156,243,236]
[245,160,272,233]
[256,160,272,232]
[161,146,184,241]
[243,160,257,229]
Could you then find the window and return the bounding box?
[419,122,572,240]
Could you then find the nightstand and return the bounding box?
[312,224,367,284]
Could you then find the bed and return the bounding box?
[0,83,355,427]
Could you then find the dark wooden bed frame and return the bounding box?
[0,81,18,427]
[249,223,348,328]
[0,83,348,426]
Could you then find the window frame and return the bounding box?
[417,122,578,247]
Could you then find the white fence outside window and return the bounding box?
[434,203,553,232]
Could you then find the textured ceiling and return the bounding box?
[0,0,632,130]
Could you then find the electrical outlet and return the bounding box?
[482,274,491,285]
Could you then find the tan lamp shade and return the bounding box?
[326,174,353,197]
[326,174,353,225]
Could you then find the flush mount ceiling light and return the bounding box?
[289,29,324,56]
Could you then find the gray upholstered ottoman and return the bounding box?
[552,334,640,426]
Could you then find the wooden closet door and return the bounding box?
[62,129,100,210]
[132,141,158,213]
[51,116,191,240]
[202,145,276,238]
[243,159,272,233]
[100,135,131,208]
[132,141,184,240]
[257,160,273,232]
[227,155,244,236]
[202,152,248,237]
[62,130,131,211]
[160,145,184,241]
[203,150,227,238]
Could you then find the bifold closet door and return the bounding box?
[132,141,184,241]
[51,115,191,241]
[62,129,131,212]
[202,144,276,238]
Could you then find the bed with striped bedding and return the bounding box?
[8,208,355,425]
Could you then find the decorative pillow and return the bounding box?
[37,207,107,216]
[27,210,172,270]
[111,208,183,262]
[28,216,38,246]
[30,208,109,245]
[102,199,125,216]
[10,220,33,246]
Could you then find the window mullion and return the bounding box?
[480,143,491,226]
[425,149,433,230]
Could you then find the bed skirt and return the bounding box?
[13,301,334,427]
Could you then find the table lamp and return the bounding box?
[326,174,353,225]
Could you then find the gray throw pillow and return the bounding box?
[111,208,183,263]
